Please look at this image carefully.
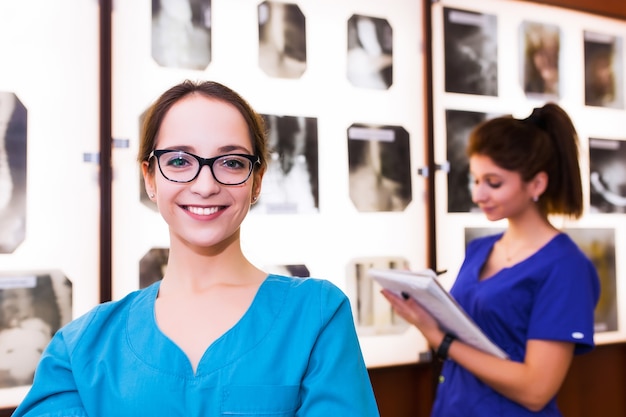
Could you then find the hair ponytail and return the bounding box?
[468,102,583,218]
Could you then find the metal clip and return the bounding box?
[417,161,450,178]
[83,152,100,163]
[112,138,130,148]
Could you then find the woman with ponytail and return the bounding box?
[384,103,600,416]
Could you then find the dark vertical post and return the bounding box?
[423,0,437,271]
[99,0,113,303]
[423,0,444,407]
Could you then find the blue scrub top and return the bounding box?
[432,233,600,417]
[14,275,380,417]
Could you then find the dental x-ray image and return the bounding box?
[151,0,212,70]
[0,92,27,253]
[252,114,318,214]
[443,7,497,96]
[347,14,393,89]
[589,137,626,213]
[258,1,306,79]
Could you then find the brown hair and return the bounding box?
[466,103,583,218]
[137,80,269,178]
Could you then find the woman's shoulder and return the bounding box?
[544,232,593,263]
[259,275,353,331]
[537,233,599,288]
[57,282,159,346]
[265,273,344,292]
[263,274,349,306]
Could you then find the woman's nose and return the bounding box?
[471,182,486,204]
[189,165,221,195]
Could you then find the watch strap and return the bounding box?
[436,333,456,361]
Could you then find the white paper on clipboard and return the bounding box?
[369,268,508,359]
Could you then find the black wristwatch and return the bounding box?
[436,333,456,361]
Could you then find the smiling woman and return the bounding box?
[12,80,380,417]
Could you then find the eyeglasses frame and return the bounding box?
[149,149,260,185]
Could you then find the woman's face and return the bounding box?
[469,154,536,222]
[142,94,261,252]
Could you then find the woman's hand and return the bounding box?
[380,289,444,348]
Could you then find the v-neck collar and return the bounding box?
[125,275,287,378]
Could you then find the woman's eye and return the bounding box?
[221,157,246,170]
[487,181,502,189]
[167,157,191,168]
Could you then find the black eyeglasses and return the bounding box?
[149,150,260,185]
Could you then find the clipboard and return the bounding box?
[369,268,508,359]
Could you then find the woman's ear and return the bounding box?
[531,171,548,199]
[251,182,262,204]
[252,166,266,201]
[142,161,156,199]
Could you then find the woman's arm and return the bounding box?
[12,324,88,417]
[446,336,573,411]
[382,289,574,412]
